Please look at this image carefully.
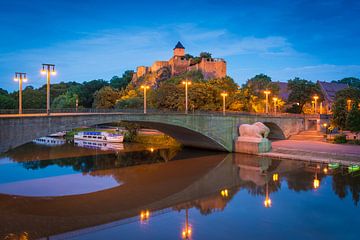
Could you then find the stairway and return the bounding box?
[288,130,324,141]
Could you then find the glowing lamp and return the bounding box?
[13,77,19,82]
[220,189,229,197]
[140,210,150,222]
[272,173,279,181]
[264,197,272,208]
[182,227,192,239]
[41,69,46,75]
[313,179,320,189]
[51,70,57,76]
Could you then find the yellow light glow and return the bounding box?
[264,197,272,208]
[51,70,57,76]
[272,173,279,181]
[221,92,228,97]
[182,80,191,85]
[323,168,328,174]
[41,69,46,75]
[272,97,278,102]
[264,90,271,95]
[313,95,319,100]
[13,77,19,82]
[140,210,150,222]
[23,78,28,83]
[220,189,229,197]
[323,123,327,127]
[313,179,320,189]
[150,148,154,152]
[141,85,150,89]
[182,227,192,239]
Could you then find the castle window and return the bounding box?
[181,57,185,60]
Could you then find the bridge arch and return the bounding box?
[263,122,286,140]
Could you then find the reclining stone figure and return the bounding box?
[239,122,270,139]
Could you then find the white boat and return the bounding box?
[74,131,124,143]
[33,137,66,146]
[74,140,124,151]
[48,131,67,137]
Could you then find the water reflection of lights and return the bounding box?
[182,209,192,239]
[220,189,229,198]
[272,173,279,181]
[264,181,272,208]
[313,173,320,189]
[323,167,328,174]
[140,210,150,223]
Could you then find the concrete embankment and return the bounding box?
[261,140,360,164]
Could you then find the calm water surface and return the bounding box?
[0,141,359,240]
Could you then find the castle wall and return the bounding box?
[169,56,189,75]
[151,61,169,72]
[197,58,226,79]
[136,66,149,78]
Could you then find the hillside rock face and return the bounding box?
[131,66,172,88]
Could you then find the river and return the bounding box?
[0,140,359,240]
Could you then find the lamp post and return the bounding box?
[141,85,150,114]
[41,64,56,115]
[221,92,228,116]
[182,80,191,114]
[272,97,278,114]
[264,90,271,114]
[313,95,319,114]
[14,72,27,114]
[347,99,352,111]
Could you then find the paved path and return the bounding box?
[272,140,360,156]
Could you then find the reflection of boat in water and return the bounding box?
[33,137,66,146]
[74,131,124,143]
[74,139,124,151]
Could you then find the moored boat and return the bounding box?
[74,131,124,143]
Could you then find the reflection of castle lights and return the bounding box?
[272,173,279,181]
[220,189,229,197]
[150,148,154,153]
[323,167,328,174]
[140,210,150,222]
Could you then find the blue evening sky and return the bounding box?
[0,0,359,91]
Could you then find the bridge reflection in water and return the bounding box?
[0,145,360,239]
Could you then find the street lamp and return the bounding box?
[182,80,191,114]
[272,97,278,114]
[264,90,271,114]
[41,64,56,115]
[141,85,150,114]
[221,92,228,116]
[313,95,319,114]
[13,72,27,114]
[347,99,352,111]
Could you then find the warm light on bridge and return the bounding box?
[220,189,229,198]
[140,210,150,222]
[272,173,279,181]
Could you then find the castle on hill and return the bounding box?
[132,41,227,86]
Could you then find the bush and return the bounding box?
[334,134,347,144]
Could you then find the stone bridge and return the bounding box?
[0,112,307,153]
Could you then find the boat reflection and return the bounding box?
[74,139,124,151]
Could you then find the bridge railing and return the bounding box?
[0,108,326,119]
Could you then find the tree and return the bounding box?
[76,79,109,108]
[200,52,212,59]
[52,92,78,109]
[335,87,360,101]
[332,77,360,89]
[332,98,348,131]
[110,70,134,90]
[287,78,323,113]
[346,101,360,133]
[241,74,279,112]
[92,86,120,109]
[0,93,16,109]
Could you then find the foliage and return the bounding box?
[240,74,279,112]
[335,87,360,100]
[122,122,140,142]
[110,70,134,90]
[0,92,16,109]
[115,97,143,109]
[287,78,323,113]
[92,86,120,109]
[332,98,348,130]
[334,134,347,144]
[346,101,360,133]
[52,92,78,109]
[199,52,212,59]
[332,77,360,89]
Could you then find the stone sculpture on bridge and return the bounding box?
[239,122,270,139]
[235,122,271,154]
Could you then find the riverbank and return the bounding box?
[261,140,360,164]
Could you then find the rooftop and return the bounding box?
[174,41,185,50]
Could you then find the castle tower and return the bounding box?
[173,41,185,57]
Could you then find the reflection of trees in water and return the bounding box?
[20,148,180,173]
[173,187,240,216]
[332,172,360,205]
[239,178,281,197]
[284,171,325,192]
